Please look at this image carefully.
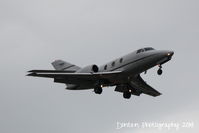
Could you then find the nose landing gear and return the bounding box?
[157,65,163,75]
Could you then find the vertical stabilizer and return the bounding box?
[51,60,81,71]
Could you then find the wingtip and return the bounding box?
[26,73,37,76]
[156,93,162,97]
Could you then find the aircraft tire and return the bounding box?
[94,87,103,94]
[123,92,131,99]
[157,69,163,75]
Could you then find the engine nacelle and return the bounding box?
[76,64,99,73]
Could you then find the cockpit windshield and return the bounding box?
[136,47,155,54]
[144,47,154,51]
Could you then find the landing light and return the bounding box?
[167,53,171,56]
[101,85,103,88]
[129,90,132,93]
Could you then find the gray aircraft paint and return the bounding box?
[27,47,174,99]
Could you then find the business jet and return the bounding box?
[27,47,174,99]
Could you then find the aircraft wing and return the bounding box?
[27,70,122,84]
[130,75,162,97]
[28,70,76,73]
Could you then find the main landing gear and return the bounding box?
[157,65,163,75]
[94,86,103,94]
[123,91,131,99]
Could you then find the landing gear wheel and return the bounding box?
[123,92,131,99]
[157,69,163,75]
[94,87,103,94]
[157,65,163,75]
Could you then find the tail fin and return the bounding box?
[51,60,81,71]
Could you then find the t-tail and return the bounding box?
[51,60,81,71]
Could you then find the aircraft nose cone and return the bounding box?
[167,51,174,56]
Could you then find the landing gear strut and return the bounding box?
[157,65,163,75]
[94,86,103,94]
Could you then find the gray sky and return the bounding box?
[0,0,199,133]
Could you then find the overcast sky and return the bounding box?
[0,0,199,133]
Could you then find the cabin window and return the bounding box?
[119,58,123,63]
[59,62,65,66]
[112,61,115,67]
[104,65,107,70]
